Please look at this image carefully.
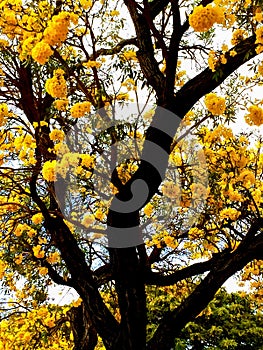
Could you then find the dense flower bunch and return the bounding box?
[256,27,263,54]
[45,69,67,99]
[0,103,8,126]
[244,105,263,126]
[31,41,54,65]
[42,160,57,182]
[189,4,225,32]
[231,28,247,45]
[43,11,76,47]
[70,101,91,118]
[204,93,226,115]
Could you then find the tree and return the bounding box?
[147,287,263,349]
[0,0,263,349]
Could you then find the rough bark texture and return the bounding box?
[68,304,98,350]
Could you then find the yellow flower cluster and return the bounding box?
[0,103,8,126]
[80,154,95,168]
[188,227,204,239]
[144,202,153,217]
[47,251,60,264]
[121,50,137,61]
[189,4,224,32]
[208,50,218,72]
[81,214,95,228]
[161,181,180,199]
[31,213,44,225]
[49,129,65,142]
[32,245,45,259]
[204,93,226,115]
[256,27,263,54]
[70,101,91,118]
[231,29,246,45]
[42,160,57,182]
[53,99,68,111]
[83,60,102,69]
[45,69,67,99]
[43,12,76,47]
[238,169,255,187]
[31,41,54,65]
[219,208,240,221]
[244,105,263,126]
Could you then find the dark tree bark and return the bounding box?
[68,304,98,350]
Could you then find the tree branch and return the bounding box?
[173,35,257,117]
[145,252,228,286]
[147,219,263,349]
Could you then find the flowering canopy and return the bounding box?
[0,0,263,349]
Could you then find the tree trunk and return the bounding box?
[68,304,98,350]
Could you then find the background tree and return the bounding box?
[0,0,263,349]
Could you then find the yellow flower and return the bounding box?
[70,101,91,118]
[110,10,120,16]
[208,50,218,72]
[45,69,67,99]
[188,227,204,239]
[162,181,180,199]
[81,214,95,228]
[32,41,54,65]
[244,105,263,126]
[72,297,82,307]
[238,169,255,187]
[229,50,237,57]
[49,129,65,142]
[38,267,48,275]
[80,154,95,168]
[219,208,240,221]
[53,99,68,111]
[205,93,226,115]
[144,202,153,217]
[47,251,60,264]
[42,160,57,182]
[33,245,45,259]
[94,208,105,221]
[0,103,8,126]
[43,11,72,47]
[256,26,263,45]
[231,29,246,45]
[80,0,92,10]
[32,213,44,225]
[15,254,23,265]
[121,50,137,61]
[189,4,224,32]
[83,60,102,69]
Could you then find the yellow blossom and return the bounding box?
[81,214,95,228]
[32,213,44,225]
[49,129,65,142]
[38,266,48,275]
[244,105,263,126]
[231,29,246,45]
[42,160,57,182]
[47,251,60,264]
[189,4,224,32]
[32,245,45,259]
[45,69,67,99]
[53,99,68,111]
[205,93,226,115]
[144,202,153,217]
[70,101,91,118]
[219,208,240,221]
[31,41,54,65]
